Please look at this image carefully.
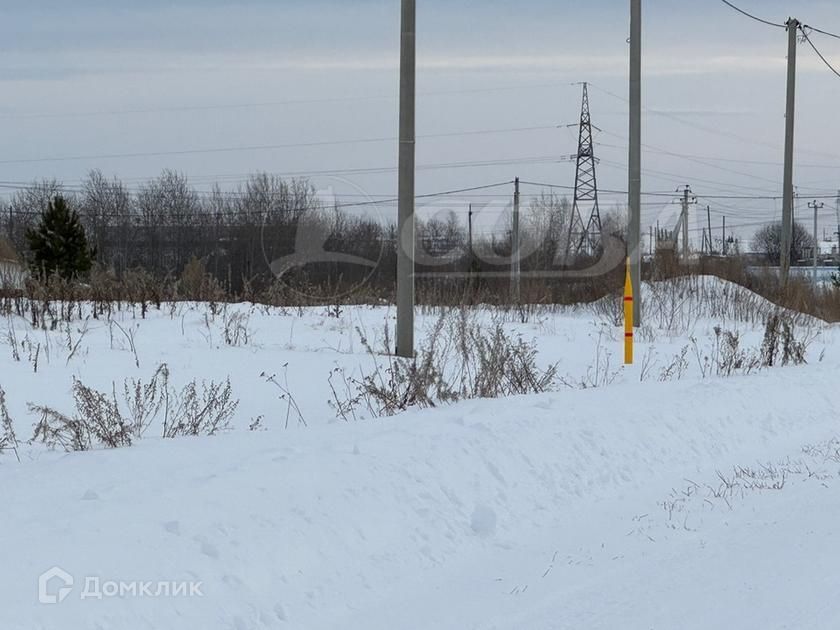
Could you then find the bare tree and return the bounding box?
[80,170,132,274]
[526,192,571,269]
[8,179,69,254]
[417,210,465,260]
[752,221,814,265]
[136,170,201,274]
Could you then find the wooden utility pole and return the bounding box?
[396,0,416,358]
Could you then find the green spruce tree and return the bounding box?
[26,195,93,280]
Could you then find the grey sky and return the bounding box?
[3,1,840,241]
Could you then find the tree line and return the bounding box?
[3,170,636,301]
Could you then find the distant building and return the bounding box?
[0,237,25,289]
[803,239,840,266]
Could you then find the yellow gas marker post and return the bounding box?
[624,258,634,365]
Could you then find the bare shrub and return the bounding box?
[123,364,170,437]
[5,319,20,362]
[30,404,90,452]
[354,352,441,417]
[691,328,761,379]
[29,367,239,451]
[640,275,812,333]
[110,320,140,368]
[64,318,90,366]
[71,379,133,448]
[638,346,658,382]
[336,309,558,419]
[0,386,20,461]
[328,366,360,423]
[761,314,781,367]
[262,367,307,429]
[559,330,619,389]
[688,312,812,381]
[30,379,134,451]
[590,291,623,327]
[761,312,813,368]
[659,345,689,381]
[470,322,558,396]
[163,378,238,438]
[223,311,251,346]
[713,328,760,377]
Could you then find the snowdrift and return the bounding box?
[3,365,839,629]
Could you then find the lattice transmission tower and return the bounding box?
[566,82,603,259]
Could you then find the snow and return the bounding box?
[1,276,839,629]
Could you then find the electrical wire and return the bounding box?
[0,180,515,219]
[0,82,575,122]
[802,23,840,41]
[801,28,840,79]
[718,0,786,29]
[335,181,514,210]
[589,82,840,163]
[0,124,562,166]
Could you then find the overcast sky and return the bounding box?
[3,1,840,241]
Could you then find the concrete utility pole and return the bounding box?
[809,200,824,283]
[628,0,642,324]
[467,203,474,290]
[706,206,713,255]
[780,18,800,286]
[835,190,840,250]
[467,204,473,257]
[682,188,689,259]
[396,0,416,358]
[511,177,521,304]
[678,185,695,260]
[722,215,727,256]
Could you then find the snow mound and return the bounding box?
[2,366,840,629]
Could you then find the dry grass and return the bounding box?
[29,366,239,452]
[330,309,559,419]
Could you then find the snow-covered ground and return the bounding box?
[1,277,839,629]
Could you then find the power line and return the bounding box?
[588,84,789,156]
[0,156,571,190]
[718,0,785,29]
[0,180,515,218]
[597,155,782,196]
[519,180,678,198]
[0,82,575,122]
[0,124,562,166]
[336,181,514,210]
[596,139,840,170]
[801,28,840,79]
[802,23,840,41]
[521,179,840,202]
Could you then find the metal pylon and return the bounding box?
[566,82,603,259]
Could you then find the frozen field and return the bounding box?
[1,276,839,629]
